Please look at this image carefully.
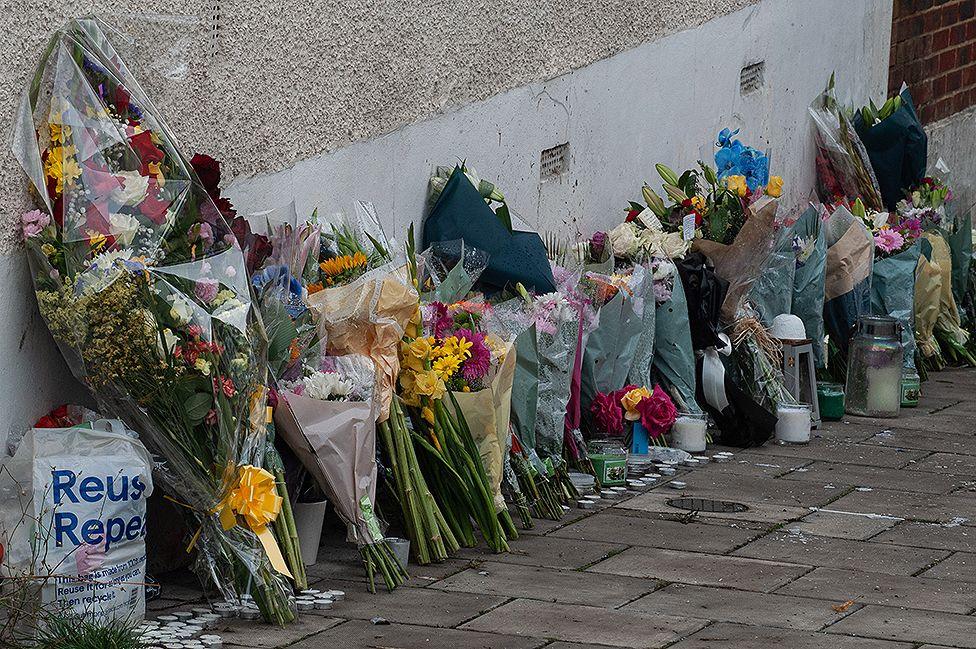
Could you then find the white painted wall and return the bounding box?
[926,106,976,221]
[227,0,894,240]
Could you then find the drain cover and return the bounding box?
[667,498,749,513]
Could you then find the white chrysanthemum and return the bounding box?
[302,371,353,401]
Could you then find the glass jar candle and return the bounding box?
[901,370,920,408]
[816,382,845,421]
[775,404,812,444]
[670,412,708,452]
[845,316,903,418]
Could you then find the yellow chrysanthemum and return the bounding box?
[432,354,462,381]
[766,175,784,198]
[49,122,71,145]
[724,175,748,198]
[620,387,651,421]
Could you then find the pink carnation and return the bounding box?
[21,209,50,239]
[874,229,904,254]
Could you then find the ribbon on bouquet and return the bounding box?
[215,465,293,579]
[700,333,733,412]
[179,464,293,579]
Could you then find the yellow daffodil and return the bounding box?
[766,175,784,198]
[620,387,651,421]
[725,175,748,198]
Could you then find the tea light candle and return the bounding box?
[775,404,812,444]
[668,481,687,490]
[670,413,708,452]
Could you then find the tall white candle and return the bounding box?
[866,365,901,416]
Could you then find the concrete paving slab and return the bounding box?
[784,510,898,540]
[622,582,850,630]
[432,560,657,607]
[731,530,949,575]
[826,488,976,524]
[455,532,627,570]
[667,622,913,649]
[290,619,547,649]
[776,566,976,614]
[312,583,507,627]
[587,546,811,592]
[460,598,707,648]
[743,441,929,468]
[827,605,976,648]
[548,510,760,553]
[873,520,976,552]
[219,615,344,648]
[917,551,976,582]
[613,490,810,526]
[780,461,967,494]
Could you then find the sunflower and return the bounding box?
[319,251,369,286]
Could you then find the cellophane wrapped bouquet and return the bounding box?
[14,18,295,623]
[246,206,407,590]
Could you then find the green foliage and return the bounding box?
[30,615,144,649]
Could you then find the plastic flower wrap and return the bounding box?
[14,19,293,623]
[306,203,418,422]
[808,74,884,210]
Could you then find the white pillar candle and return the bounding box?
[775,404,812,444]
[671,414,707,452]
[866,365,901,416]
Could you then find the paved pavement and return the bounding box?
[154,369,976,648]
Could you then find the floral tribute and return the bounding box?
[590,384,678,441]
[14,19,296,623]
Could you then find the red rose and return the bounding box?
[140,178,170,224]
[590,391,624,436]
[625,209,640,223]
[694,211,703,226]
[637,386,678,438]
[191,153,222,196]
[129,131,164,175]
[112,86,130,115]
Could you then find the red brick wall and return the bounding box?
[890,0,976,123]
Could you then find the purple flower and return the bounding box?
[188,222,215,249]
[455,328,492,381]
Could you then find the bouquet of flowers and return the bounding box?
[788,206,828,367]
[809,74,884,210]
[402,298,519,546]
[822,204,875,382]
[273,350,407,590]
[15,19,294,623]
[922,232,975,367]
[896,176,951,230]
[853,84,927,210]
[589,385,677,448]
[840,200,923,372]
[306,203,418,423]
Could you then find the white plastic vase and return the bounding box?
[293,500,328,565]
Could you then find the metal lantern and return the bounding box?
[845,316,904,417]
